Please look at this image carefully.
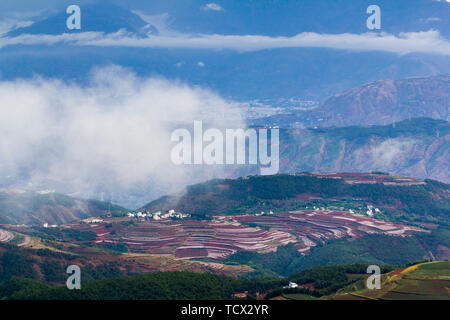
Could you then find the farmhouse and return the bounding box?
[283,282,298,289]
[83,217,103,224]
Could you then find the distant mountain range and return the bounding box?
[0,2,448,207]
[1,3,449,102]
[313,75,450,127]
[279,118,450,183]
[0,190,125,225]
[250,75,449,127]
[6,3,158,37]
[110,0,450,38]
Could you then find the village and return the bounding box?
[76,209,191,225]
[126,209,191,221]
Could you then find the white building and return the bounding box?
[283,282,299,289]
[83,217,103,224]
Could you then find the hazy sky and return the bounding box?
[0,0,448,206]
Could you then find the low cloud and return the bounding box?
[202,3,224,11]
[369,139,414,168]
[0,66,245,208]
[0,29,449,55]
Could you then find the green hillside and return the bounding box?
[0,190,126,225]
[143,172,450,225]
[1,260,447,300]
[225,234,432,277]
[331,261,450,300]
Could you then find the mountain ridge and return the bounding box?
[0,190,126,225]
[6,4,158,37]
[142,172,450,226]
[278,117,450,183]
[313,74,449,127]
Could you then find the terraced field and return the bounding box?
[91,219,296,259]
[233,210,424,253]
[0,229,14,243]
[333,261,450,300]
[72,208,426,260]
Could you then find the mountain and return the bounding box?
[331,261,450,300]
[129,0,450,38]
[6,4,158,37]
[1,257,448,300]
[143,172,450,225]
[312,75,450,127]
[140,172,449,272]
[279,118,450,183]
[0,189,126,225]
[1,3,449,102]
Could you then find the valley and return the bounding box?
[0,0,448,302]
[1,172,447,279]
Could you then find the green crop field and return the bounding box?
[282,293,319,300]
[333,261,450,300]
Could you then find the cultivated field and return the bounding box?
[233,210,423,253]
[64,209,425,260]
[0,229,14,243]
[332,261,450,300]
[90,219,296,259]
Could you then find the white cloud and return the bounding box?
[132,11,180,36]
[422,17,441,23]
[1,29,449,55]
[0,66,245,208]
[0,10,50,35]
[202,3,224,11]
[369,139,413,167]
[0,19,33,35]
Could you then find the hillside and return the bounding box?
[311,75,449,127]
[0,190,126,225]
[0,240,251,287]
[143,172,450,225]
[331,261,450,300]
[279,118,450,183]
[0,260,447,300]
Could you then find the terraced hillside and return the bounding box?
[143,172,450,225]
[1,260,447,300]
[55,207,425,261]
[0,229,13,243]
[72,218,296,259]
[0,240,252,286]
[234,210,423,254]
[332,261,450,300]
